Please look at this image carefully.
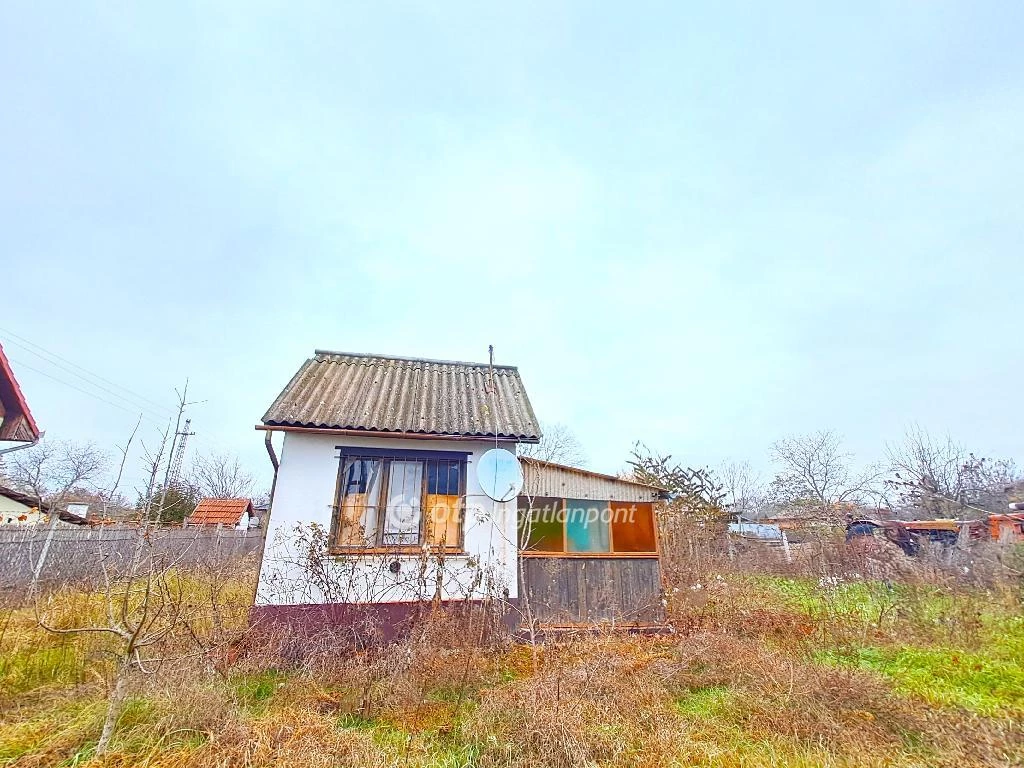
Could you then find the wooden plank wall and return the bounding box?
[520,557,664,625]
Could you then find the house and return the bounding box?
[0,486,47,526]
[0,342,41,448]
[254,350,666,634]
[187,498,255,530]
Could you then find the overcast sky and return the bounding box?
[2,2,1021,494]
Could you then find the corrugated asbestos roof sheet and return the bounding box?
[520,457,667,502]
[262,351,542,441]
[189,498,252,526]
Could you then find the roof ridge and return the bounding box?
[313,349,519,370]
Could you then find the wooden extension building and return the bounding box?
[518,457,667,629]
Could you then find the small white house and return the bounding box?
[254,351,542,629]
[254,349,667,634]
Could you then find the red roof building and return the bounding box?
[0,343,40,444]
[187,498,255,529]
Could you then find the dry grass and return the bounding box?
[0,549,1022,767]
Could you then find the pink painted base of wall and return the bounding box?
[249,600,521,646]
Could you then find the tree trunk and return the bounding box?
[96,658,131,756]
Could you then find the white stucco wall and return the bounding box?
[0,495,41,525]
[256,432,519,606]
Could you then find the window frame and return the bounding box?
[329,447,469,555]
[517,496,660,558]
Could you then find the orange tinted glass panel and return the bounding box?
[337,492,367,545]
[426,494,460,546]
[610,501,656,552]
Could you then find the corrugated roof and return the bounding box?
[188,498,253,526]
[261,351,542,441]
[520,457,667,502]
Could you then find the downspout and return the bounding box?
[250,429,281,609]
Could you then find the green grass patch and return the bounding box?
[675,685,737,719]
[816,645,1024,716]
[337,712,379,731]
[0,698,105,763]
[0,642,86,696]
[749,575,911,618]
[369,720,411,751]
[231,670,286,712]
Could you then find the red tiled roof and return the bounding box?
[188,498,253,526]
[0,343,40,443]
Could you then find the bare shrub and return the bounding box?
[464,635,687,767]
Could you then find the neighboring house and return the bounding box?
[187,498,255,530]
[0,486,47,526]
[0,342,41,448]
[254,350,666,632]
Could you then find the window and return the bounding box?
[331,449,467,552]
[517,497,658,556]
[519,497,565,552]
[565,500,611,553]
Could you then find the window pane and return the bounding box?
[426,494,460,546]
[565,499,610,553]
[337,458,382,546]
[382,460,423,545]
[426,459,462,496]
[517,496,564,552]
[426,460,440,495]
[610,502,657,552]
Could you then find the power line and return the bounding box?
[8,356,165,426]
[0,327,176,417]
[4,337,170,421]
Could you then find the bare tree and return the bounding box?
[189,451,255,499]
[718,459,764,520]
[34,420,246,756]
[769,430,881,518]
[518,422,587,467]
[36,424,178,754]
[886,425,1021,517]
[7,439,107,513]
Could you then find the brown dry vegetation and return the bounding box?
[1,539,1022,768]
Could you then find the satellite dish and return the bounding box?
[477,448,524,502]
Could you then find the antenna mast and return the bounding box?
[168,418,194,488]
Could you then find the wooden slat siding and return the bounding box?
[521,557,664,625]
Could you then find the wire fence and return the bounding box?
[0,524,265,590]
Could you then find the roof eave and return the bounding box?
[256,423,542,444]
[0,343,41,441]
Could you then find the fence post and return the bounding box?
[30,513,60,589]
